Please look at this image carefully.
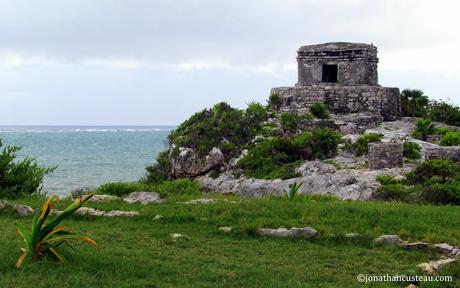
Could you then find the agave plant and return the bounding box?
[284,182,303,201]
[16,193,97,268]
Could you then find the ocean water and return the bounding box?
[0,126,173,195]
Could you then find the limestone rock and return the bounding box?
[402,242,430,250]
[179,198,219,204]
[259,227,320,238]
[434,243,454,254]
[153,214,163,220]
[123,192,164,205]
[171,233,189,241]
[345,233,362,239]
[90,194,119,202]
[290,227,320,238]
[0,201,34,217]
[104,210,139,217]
[170,145,224,177]
[75,207,139,217]
[417,258,457,274]
[374,235,403,245]
[219,227,233,233]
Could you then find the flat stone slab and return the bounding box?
[178,198,219,204]
[259,227,320,238]
[218,226,233,233]
[374,234,403,245]
[0,201,34,217]
[402,242,430,250]
[123,192,164,205]
[89,194,119,202]
[434,243,454,254]
[345,233,362,239]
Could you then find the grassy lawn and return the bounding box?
[0,194,459,287]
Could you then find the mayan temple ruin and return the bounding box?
[271,42,401,120]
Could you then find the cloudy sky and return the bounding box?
[1,0,459,125]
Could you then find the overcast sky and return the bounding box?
[1,0,459,125]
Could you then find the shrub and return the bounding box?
[238,128,340,179]
[168,102,267,159]
[400,89,429,117]
[143,150,172,184]
[280,112,298,133]
[412,118,436,141]
[374,184,416,201]
[428,100,460,126]
[0,140,56,199]
[268,93,282,110]
[237,137,298,180]
[403,142,422,159]
[16,194,97,268]
[420,181,460,205]
[440,131,460,146]
[310,128,342,159]
[309,102,330,119]
[95,182,155,196]
[406,160,460,184]
[350,133,383,156]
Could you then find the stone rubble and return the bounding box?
[218,227,233,233]
[171,233,190,241]
[123,192,165,205]
[50,207,140,217]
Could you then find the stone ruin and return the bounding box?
[271,42,401,120]
[368,142,403,170]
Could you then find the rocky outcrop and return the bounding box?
[198,165,412,200]
[259,227,320,238]
[170,145,224,177]
[89,194,119,202]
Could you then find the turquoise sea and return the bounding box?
[0,126,173,195]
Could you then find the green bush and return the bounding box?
[238,128,341,179]
[268,93,282,110]
[406,160,460,184]
[155,179,201,196]
[310,128,342,159]
[309,102,330,119]
[428,100,460,126]
[168,102,268,158]
[237,137,299,180]
[95,181,154,196]
[143,150,172,184]
[0,140,56,199]
[412,118,436,141]
[374,184,416,201]
[280,112,298,133]
[421,181,460,205]
[440,131,460,146]
[403,142,422,159]
[347,133,383,156]
[400,89,429,117]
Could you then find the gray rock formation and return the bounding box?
[123,192,164,205]
[170,145,224,177]
[368,142,403,170]
[198,165,412,200]
[374,234,403,245]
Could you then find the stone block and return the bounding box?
[368,142,403,170]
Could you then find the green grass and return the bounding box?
[1,194,459,287]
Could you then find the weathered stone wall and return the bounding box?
[297,42,378,86]
[425,146,460,162]
[368,142,403,170]
[271,85,401,121]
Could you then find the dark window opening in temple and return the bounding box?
[322,64,338,83]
